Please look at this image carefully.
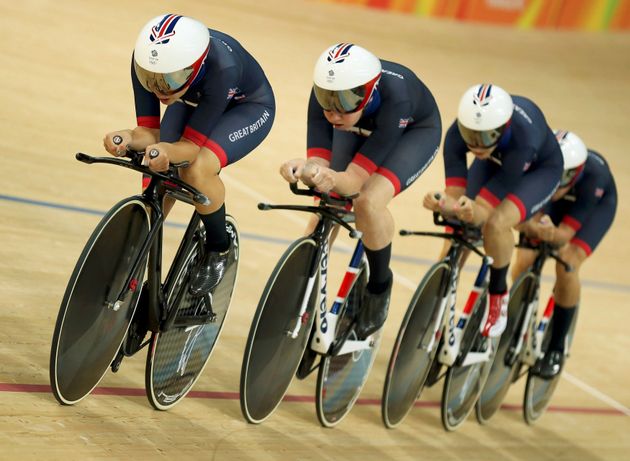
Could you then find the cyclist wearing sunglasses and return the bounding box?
[103,14,275,295]
[513,130,617,378]
[424,84,563,338]
[280,43,442,339]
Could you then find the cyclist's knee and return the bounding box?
[197,147,222,173]
[182,148,221,183]
[556,244,586,276]
[353,190,384,217]
[354,178,393,216]
[483,209,509,236]
[512,249,535,281]
[484,201,521,237]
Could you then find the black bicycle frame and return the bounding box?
[76,151,209,333]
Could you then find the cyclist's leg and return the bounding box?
[186,98,276,225]
[554,189,617,308]
[511,248,537,283]
[533,243,586,378]
[478,196,515,337]
[355,123,441,338]
[481,160,562,337]
[184,95,275,294]
[351,179,396,311]
[359,123,441,274]
[464,160,511,336]
[511,204,566,281]
[540,192,617,377]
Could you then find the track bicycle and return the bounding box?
[50,148,239,410]
[382,212,497,431]
[476,233,575,425]
[240,183,382,428]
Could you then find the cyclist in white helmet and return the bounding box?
[103,14,275,295]
[424,84,564,338]
[513,130,617,378]
[280,43,442,339]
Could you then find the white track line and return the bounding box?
[562,372,630,416]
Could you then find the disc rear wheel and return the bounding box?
[315,264,376,428]
[441,292,496,431]
[476,272,537,424]
[146,216,240,410]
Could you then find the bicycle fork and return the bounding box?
[439,258,492,367]
[524,295,554,366]
[312,240,370,355]
[506,286,542,368]
[285,234,333,341]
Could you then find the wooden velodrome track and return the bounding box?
[1,0,628,459]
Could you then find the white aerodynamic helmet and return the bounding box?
[555,130,588,187]
[133,14,210,95]
[457,84,514,148]
[313,43,382,113]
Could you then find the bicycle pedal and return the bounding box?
[296,348,318,380]
[504,347,518,367]
[330,323,357,356]
[205,312,217,323]
[122,332,145,356]
[425,361,443,387]
[123,317,150,356]
[110,350,124,373]
[173,311,216,328]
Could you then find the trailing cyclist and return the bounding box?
[512,130,617,378]
[103,14,275,295]
[279,43,442,339]
[424,84,564,338]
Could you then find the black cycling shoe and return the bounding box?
[533,349,565,380]
[189,245,230,296]
[355,273,393,340]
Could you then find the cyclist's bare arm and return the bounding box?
[146,138,201,166]
[279,158,310,183]
[103,127,159,156]
[423,186,463,215]
[423,186,491,227]
[526,216,576,246]
[515,211,544,236]
[300,160,368,196]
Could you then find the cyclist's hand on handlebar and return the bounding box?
[534,214,556,242]
[103,130,132,157]
[452,196,475,223]
[424,191,460,217]
[279,158,306,183]
[423,191,443,211]
[144,143,170,172]
[301,161,335,193]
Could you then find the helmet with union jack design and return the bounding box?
[554,130,588,187]
[133,14,210,95]
[312,43,382,114]
[457,84,514,148]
